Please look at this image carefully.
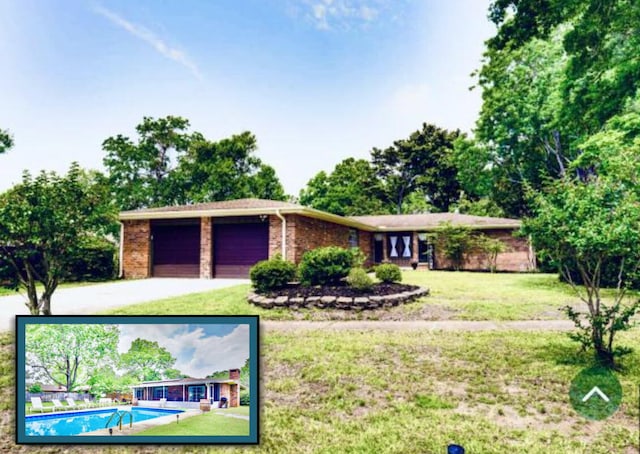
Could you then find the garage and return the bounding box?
[151,219,200,278]
[214,221,269,278]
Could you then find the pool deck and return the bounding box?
[80,408,201,436]
[26,405,128,417]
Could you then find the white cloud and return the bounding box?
[298,0,390,30]
[118,324,250,378]
[94,5,203,80]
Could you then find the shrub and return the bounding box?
[28,384,42,393]
[298,246,353,286]
[0,240,117,285]
[349,247,367,268]
[346,268,374,292]
[63,240,118,281]
[375,263,402,283]
[239,390,250,406]
[249,256,297,293]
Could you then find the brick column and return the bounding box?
[382,234,389,261]
[122,220,151,278]
[230,384,239,407]
[200,217,213,278]
[412,232,419,263]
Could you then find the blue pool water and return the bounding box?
[25,407,184,436]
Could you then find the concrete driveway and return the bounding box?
[0,278,248,332]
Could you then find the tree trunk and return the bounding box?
[40,294,52,315]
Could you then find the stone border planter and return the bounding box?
[248,287,429,310]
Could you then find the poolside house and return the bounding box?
[131,369,242,409]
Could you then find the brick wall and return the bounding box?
[230,384,239,407]
[269,214,372,264]
[122,220,151,278]
[200,217,212,278]
[435,229,534,272]
[358,230,373,267]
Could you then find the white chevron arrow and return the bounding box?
[582,386,610,403]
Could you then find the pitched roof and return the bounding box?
[40,384,67,392]
[349,213,521,230]
[134,377,238,386]
[120,198,300,216]
[119,198,521,231]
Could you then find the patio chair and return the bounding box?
[84,398,95,408]
[66,397,80,409]
[51,399,66,411]
[30,397,53,413]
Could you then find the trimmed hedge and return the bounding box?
[375,263,402,283]
[299,246,353,286]
[346,268,374,292]
[249,257,297,293]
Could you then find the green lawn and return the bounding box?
[3,329,638,452]
[104,270,630,321]
[105,283,294,319]
[5,271,640,452]
[134,410,250,436]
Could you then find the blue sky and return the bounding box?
[0,0,494,196]
[118,324,250,378]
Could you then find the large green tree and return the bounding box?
[371,123,462,213]
[26,324,120,392]
[103,117,287,209]
[176,131,286,203]
[120,338,177,382]
[103,116,194,210]
[473,0,640,216]
[298,158,388,216]
[0,163,116,315]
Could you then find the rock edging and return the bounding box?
[248,287,429,310]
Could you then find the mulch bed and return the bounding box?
[259,283,420,299]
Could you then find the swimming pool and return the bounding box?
[25,407,184,436]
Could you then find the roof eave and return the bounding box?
[119,206,377,231]
[375,223,521,231]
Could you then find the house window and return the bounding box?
[135,388,144,400]
[188,385,205,402]
[152,386,165,400]
[348,229,359,248]
[388,234,412,259]
[213,383,220,401]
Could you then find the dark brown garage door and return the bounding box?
[152,222,200,278]
[214,223,269,278]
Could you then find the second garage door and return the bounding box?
[214,222,269,278]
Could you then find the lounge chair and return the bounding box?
[51,399,66,411]
[30,397,53,413]
[66,397,80,409]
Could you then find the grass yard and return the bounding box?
[134,410,250,436]
[105,283,294,319]
[3,328,639,453]
[5,271,640,452]
[105,270,632,321]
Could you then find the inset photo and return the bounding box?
[15,315,259,444]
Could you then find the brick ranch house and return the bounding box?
[119,198,535,279]
[131,368,242,409]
